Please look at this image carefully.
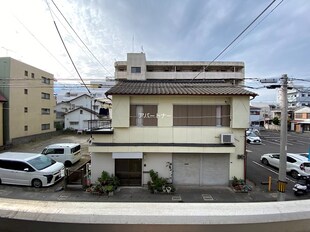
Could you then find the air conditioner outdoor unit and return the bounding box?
[221,134,234,144]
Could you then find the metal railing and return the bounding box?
[87,119,112,131]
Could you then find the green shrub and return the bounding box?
[148,169,175,194]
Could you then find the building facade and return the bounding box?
[291,106,310,132]
[89,53,256,186]
[287,87,310,108]
[0,57,56,145]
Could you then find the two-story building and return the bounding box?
[0,57,56,145]
[291,106,310,132]
[89,53,257,187]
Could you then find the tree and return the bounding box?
[273,117,280,125]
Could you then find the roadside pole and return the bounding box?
[277,74,288,201]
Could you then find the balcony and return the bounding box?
[86,119,113,134]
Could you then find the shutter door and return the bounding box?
[173,153,229,186]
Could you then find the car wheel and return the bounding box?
[262,158,269,166]
[64,161,72,167]
[32,179,42,188]
[291,170,299,179]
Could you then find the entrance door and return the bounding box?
[115,159,142,186]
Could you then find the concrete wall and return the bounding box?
[1,198,310,232]
[91,153,114,183]
[143,153,172,185]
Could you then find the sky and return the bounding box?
[0,0,310,103]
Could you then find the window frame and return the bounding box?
[131,67,141,73]
[130,105,158,127]
[173,105,230,127]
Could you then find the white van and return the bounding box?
[41,143,82,167]
[0,152,65,188]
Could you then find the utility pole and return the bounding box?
[260,74,288,201]
[277,74,288,201]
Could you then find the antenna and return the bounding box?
[132,35,135,52]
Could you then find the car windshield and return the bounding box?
[248,132,258,137]
[28,155,56,170]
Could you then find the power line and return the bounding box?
[50,0,113,76]
[46,0,91,95]
[12,14,75,78]
[192,0,278,81]
[221,0,285,59]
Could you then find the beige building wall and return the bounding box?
[0,57,56,144]
[90,95,249,180]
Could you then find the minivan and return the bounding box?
[41,143,82,167]
[0,152,65,188]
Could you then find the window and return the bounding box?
[0,160,33,171]
[24,107,28,113]
[44,148,64,155]
[173,105,230,126]
[295,113,303,119]
[41,92,50,99]
[24,89,28,95]
[80,110,83,114]
[31,73,35,78]
[41,108,50,115]
[24,70,28,76]
[287,157,297,163]
[70,122,79,125]
[131,67,141,73]
[41,76,51,84]
[307,113,310,119]
[41,124,50,130]
[130,105,158,126]
[24,125,28,131]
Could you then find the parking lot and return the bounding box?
[247,130,310,200]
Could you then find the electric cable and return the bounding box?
[45,0,91,94]
[50,0,113,76]
[191,0,278,81]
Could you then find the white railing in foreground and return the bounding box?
[0,198,310,232]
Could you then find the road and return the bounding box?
[246,130,310,200]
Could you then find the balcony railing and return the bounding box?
[86,119,113,133]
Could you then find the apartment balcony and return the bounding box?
[86,119,113,134]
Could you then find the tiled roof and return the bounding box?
[106,80,257,96]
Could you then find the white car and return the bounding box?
[0,152,65,188]
[41,143,81,167]
[260,153,310,178]
[246,132,262,144]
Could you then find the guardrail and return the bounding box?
[0,198,310,232]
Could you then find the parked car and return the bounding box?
[0,152,65,188]
[246,132,262,144]
[41,143,82,167]
[260,153,310,178]
[246,128,260,136]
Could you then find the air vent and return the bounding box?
[221,134,234,144]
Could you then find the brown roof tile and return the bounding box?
[106,80,257,96]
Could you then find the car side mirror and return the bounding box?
[23,168,29,172]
